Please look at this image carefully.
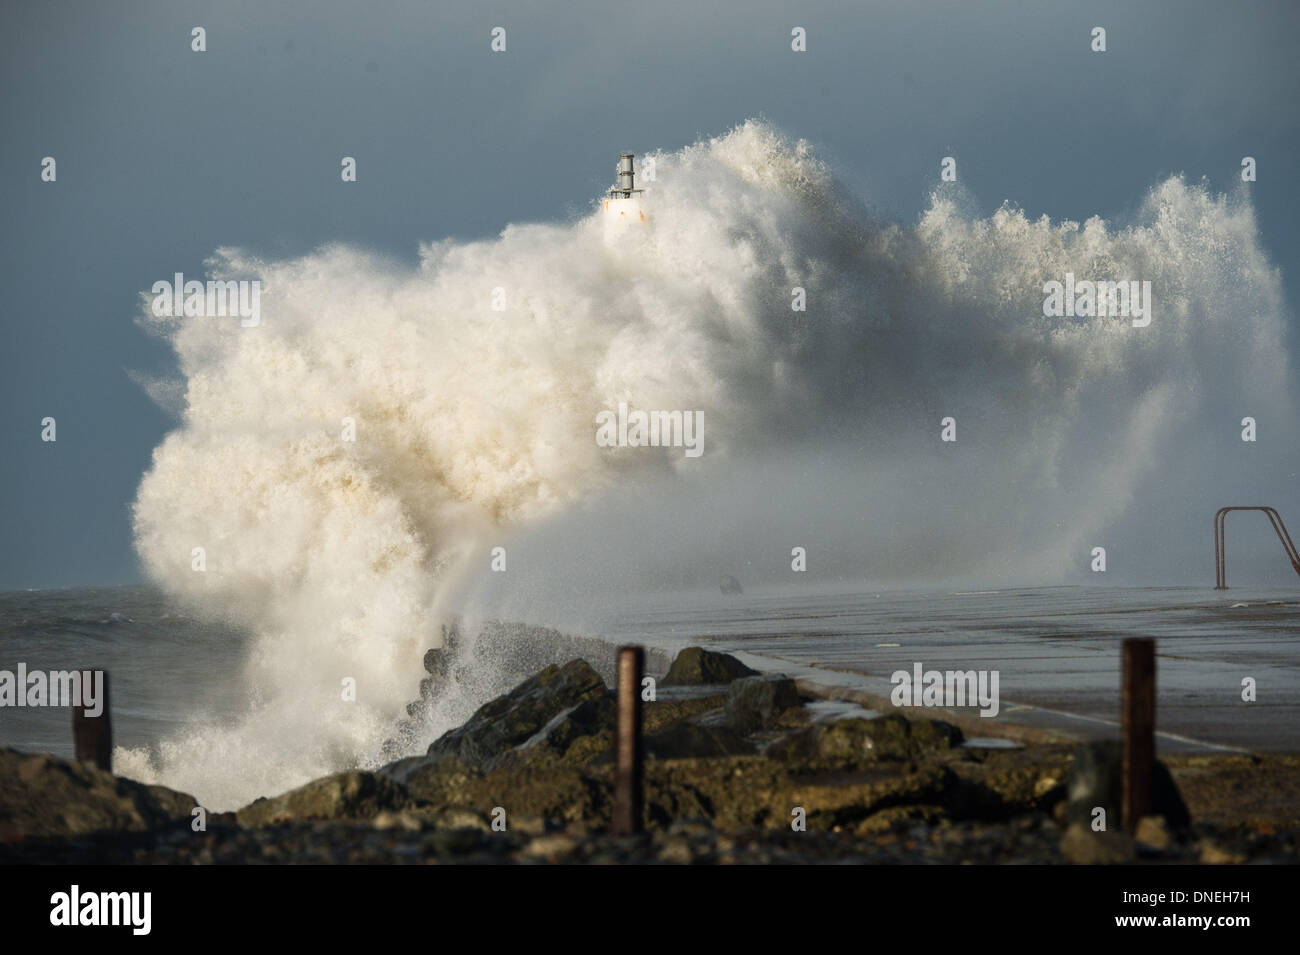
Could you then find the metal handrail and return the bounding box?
[1214,506,1300,589]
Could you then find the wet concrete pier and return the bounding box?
[601,586,1300,753]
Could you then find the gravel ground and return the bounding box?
[5,815,1296,865]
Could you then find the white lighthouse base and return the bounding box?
[603,196,647,239]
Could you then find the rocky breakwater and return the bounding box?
[3,646,1298,864]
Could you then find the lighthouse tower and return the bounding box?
[603,152,647,232]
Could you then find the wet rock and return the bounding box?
[643,693,729,734]
[426,806,491,831]
[401,759,610,828]
[1063,740,1191,830]
[422,623,461,674]
[426,659,609,771]
[667,816,715,838]
[1135,814,1174,851]
[0,747,197,839]
[641,752,959,832]
[519,696,615,760]
[725,675,800,733]
[508,814,548,837]
[644,723,755,760]
[943,746,1073,818]
[423,647,446,677]
[236,771,413,827]
[1198,839,1246,864]
[372,809,425,831]
[523,833,580,860]
[767,714,963,768]
[662,647,758,686]
[801,764,960,832]
[382,636,462,759]
[907,718,966,752]
[657,836,694,863]
[720,575,743,595]
[644,756,788,829]
[1059,823,1136,864]
[852,804,947,834]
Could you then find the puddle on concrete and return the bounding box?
[804,699,882,723]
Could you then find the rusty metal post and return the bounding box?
[612,646,644,835]
[1121,640,1154,829]
[73,671,112,772]
[1214,509,1225,589]
[1214,506,1300,589]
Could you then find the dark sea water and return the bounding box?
[0,587,247,761]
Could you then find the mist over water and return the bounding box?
[120,120,1297,809]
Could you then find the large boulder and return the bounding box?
[1063,740,1191,829]
[237,771,413,827]
[719,575,743,595]
[516,696,616,762]
[425,659,609,770]
[0,748,197,839]
[662,647,758,686]
[422,622,461,675]
[725,675,801,733]
[767,714,963,767]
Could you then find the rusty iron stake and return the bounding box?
[73,671,112,773]
[612,646,644,835]
[1121,640,1154,829]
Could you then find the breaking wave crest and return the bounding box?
[119,120,1294,809]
